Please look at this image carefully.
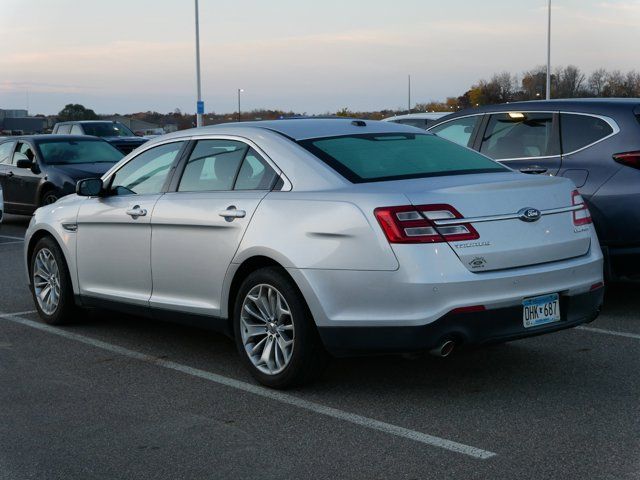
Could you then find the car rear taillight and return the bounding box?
[571,190,592,226]
[613,151,640,169]
[374,204,479,244]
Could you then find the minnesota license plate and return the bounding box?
[522,293,560,328]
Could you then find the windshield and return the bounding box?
[81,122,135,137]
[38,139,124,165]
[299,133,507,183]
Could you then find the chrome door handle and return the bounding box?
[218,206,246,221]
[126,205,147,218]
[520,166,548,174]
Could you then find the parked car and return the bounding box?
[24,119,603,388]
[52,121,148,154]
[0,135,123,214]
[429,99,640,281]
[382,112,447,129]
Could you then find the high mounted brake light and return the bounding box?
[374,204,479,244]
[571,190,592,226]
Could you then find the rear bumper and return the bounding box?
[318,288,604,356]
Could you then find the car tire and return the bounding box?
[233,267,328,388]
[30,236,78,325]
[41,190,59,206]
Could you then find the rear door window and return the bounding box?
[56,124,72,134]
[70,124,84,135]
[480,112,559,160]
[234,148,278,190]
[178,140,248,192]
[560,113,614,153]
[429,116,481,147]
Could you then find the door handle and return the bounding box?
[6,171,13,177]
[218,206,246,221]
[519,166,548,174]
[125,205,147,218]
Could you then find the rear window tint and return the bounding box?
[299,133,507,183]
[560,113,614,153]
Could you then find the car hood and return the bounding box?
[53,162,117,179]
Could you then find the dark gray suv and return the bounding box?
[429,99,640,280]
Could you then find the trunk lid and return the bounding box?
[397,172,591,271]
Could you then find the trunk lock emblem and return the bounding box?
[518,207,541,222]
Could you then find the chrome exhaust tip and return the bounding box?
[430,340,456,358]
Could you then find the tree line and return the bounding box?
[418,65,640,112]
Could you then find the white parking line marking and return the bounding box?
[0,311,496,460]
[0,235,24,241]
[577,325,640,341]
[0,241,24,245]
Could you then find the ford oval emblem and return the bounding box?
[518,207,542,222]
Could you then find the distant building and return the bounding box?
[0,109,46,134]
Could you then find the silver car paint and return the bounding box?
[24,120,603,331]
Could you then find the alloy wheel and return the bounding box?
[240,284,295,375]
[33,248,61,315]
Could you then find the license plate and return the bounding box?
[522,293,561,328]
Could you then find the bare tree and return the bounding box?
[588,68,607,96]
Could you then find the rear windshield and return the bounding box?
[38,139,124,165]
[82,122,135,137]
[299,133,507,183]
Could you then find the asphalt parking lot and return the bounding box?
[1,213,639,480]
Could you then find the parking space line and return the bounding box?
[0,235,24,241]
[0,311,496,460]
[0,241,24,245]
[577,325,640,341]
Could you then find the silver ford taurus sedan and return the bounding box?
[24,119,604,387]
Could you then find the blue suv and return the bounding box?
[429,99,640,281]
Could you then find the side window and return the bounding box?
[480,112,559,160]
[178,139,247,192]
[13,142,35,163]
[110,142,184,195]
[57,124,72,134]
[560,113,614,153]
[70,124,84,135]
[429,116,480,147]
[234,148,278,190]
[0,141,16,164]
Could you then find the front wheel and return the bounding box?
[30,236,77,325]
[233,267,328,388]
[41,191,59,206]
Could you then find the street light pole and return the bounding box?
[407,75,411,114]
[237,89,244,122]
[194,0,203,127]
[546,0,551,100]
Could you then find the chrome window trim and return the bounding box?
[432,204,582,226]
[429,110,621,161]
[102,134,293,192]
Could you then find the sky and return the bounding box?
[1,0,639,115]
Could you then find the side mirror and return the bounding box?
[76,178,104,197]
[16,158,34,169]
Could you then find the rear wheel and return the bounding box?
[41,190,59,206]
[30,236,77,325]
[233,267,328,388]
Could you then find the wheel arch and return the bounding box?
[25,227,78,296]
[223,255,316,337]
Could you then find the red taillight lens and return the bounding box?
[571,190,592,226]
[613,151,640,169]
[374,204,479,244]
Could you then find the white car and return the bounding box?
[24,119,604,388]
[382,112,448,129]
